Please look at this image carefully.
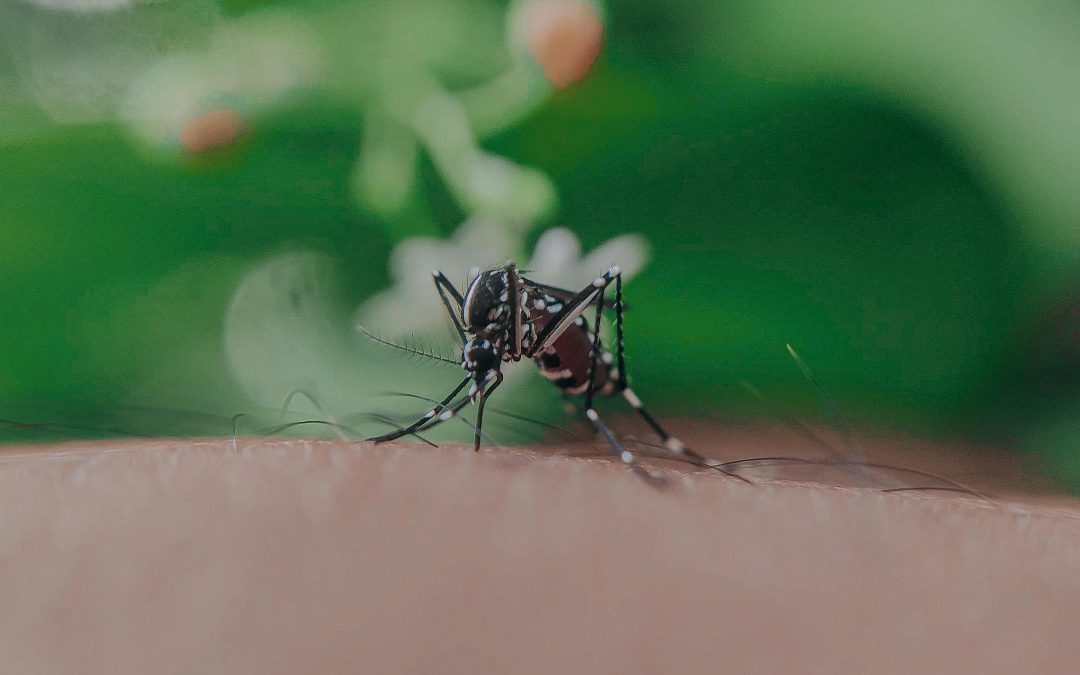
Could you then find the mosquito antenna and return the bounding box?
[358,325,460,366]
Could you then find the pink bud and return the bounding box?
[179,109,245,153]
[523,0,603,88]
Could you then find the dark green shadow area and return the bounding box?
[0,115,390,418]
[493,63,1026,433]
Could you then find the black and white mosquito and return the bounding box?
[362,262,738,481]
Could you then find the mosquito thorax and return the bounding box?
[461,268,512,333]
[460,267,537,361]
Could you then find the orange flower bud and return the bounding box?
[522,0,603,88]
[179,109,245,153]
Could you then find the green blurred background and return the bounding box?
[2,0,1080,487]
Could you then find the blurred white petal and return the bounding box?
[224,250,462,421]
[577,233,649,283]
[526,228,649,288]
[122,15,322,149]
[358,218,517,337]
[2,0,220,124]
[527,227,581,278]
[361,221,650,340]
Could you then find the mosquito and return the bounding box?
[362,262,742,481]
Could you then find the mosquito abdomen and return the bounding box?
[531,307,614,395]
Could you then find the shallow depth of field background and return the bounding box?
[3,0,1080,489]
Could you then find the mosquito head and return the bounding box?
[461,338,497,379]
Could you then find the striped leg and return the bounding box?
[367,376,470,443]
[367,371,504,446]
[431,270,467,344]
[534,265,622,353]
[583,269,659,482]
[610,273,750,483]
[472,370,503,452]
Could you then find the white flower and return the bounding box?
[223,221,647,423]
[358,217,517,338]
[122,15,323,150]
[357,220,649,338]
[525,226,648,290]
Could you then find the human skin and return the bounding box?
[0,429,1077,674]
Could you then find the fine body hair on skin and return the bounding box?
[0,435,1076,675]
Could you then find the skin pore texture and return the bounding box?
[1,424,1078,674]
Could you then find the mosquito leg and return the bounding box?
[584,407,660,482]
[584,276,608,414]
[472,371,503,452]
[622,389,691,457]
[372,390,573,440]
[614,271,627,390]
[619,388,751,483]
[582,277,659,483]
[432,270,467,344]
[410,375,499,436]
[533,265,621,353]
[506,263,523,359]
[607,273,691,458]
[363,413,438,447]
[368,372,503,445]
[367,376,470,443]
[527,281,620,310]
[608,274,749,483]
[359,401,489,449]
